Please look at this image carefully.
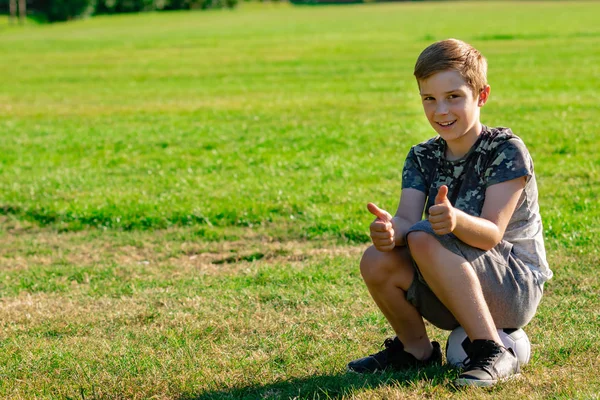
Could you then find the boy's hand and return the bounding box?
[428,185,457,235]
[367,203,395,252]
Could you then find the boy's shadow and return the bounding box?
[184,365,457,400]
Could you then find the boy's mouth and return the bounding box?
[437,120,456,128]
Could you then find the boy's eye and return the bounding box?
[423,97,434,101]
[448,94,459,99]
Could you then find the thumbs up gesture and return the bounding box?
[367,203,396,252]
[428,185,457,235]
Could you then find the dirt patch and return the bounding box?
[0,221,367,270]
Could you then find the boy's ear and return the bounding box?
[478,85,491,107]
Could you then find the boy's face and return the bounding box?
[418,70,489,146]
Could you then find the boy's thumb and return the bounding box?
[367,203,392,222]
[435,185,449,205]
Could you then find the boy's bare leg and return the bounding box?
[407,232,502,344]
[360,245,434,360]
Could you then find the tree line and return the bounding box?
[1,0,240,23]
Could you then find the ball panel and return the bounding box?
[445,326,469,367]
[446,327,531,367]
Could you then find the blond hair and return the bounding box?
[414,39,488,95]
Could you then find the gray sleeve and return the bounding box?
[402,147,428,192]
[484,139,533,187]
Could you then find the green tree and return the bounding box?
[39,0,95,21]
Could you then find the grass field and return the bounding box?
[1,1,599,398]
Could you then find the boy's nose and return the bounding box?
[435,102,449,114]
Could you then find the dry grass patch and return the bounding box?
[0,221,598,398]
[1,217,365,271]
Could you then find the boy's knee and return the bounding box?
[360,246,395,286]
[407,232,445,276]
[360,245,413,287]
[407,231,436,256]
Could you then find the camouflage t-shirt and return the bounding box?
[402,125,552,281]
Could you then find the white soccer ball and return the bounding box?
[445,326,531,367]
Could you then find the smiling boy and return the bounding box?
[347,39,553,387]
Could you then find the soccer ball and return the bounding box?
[445,326,531,367]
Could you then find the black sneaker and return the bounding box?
[347,337,442,373]
[454,339,520,387]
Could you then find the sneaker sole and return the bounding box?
[454,373,521,388]
[346,365,384,374]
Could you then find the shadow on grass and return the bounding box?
[184,365,457,400]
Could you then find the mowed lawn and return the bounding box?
[0,1,599,398]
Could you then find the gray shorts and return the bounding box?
[405,220,544,331]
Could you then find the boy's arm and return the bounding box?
[428,177,526,251]
[393,188,427,247]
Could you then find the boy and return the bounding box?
[347,39,552,387]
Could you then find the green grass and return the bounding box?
[0,1,599,398]
[1,1,597,246]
